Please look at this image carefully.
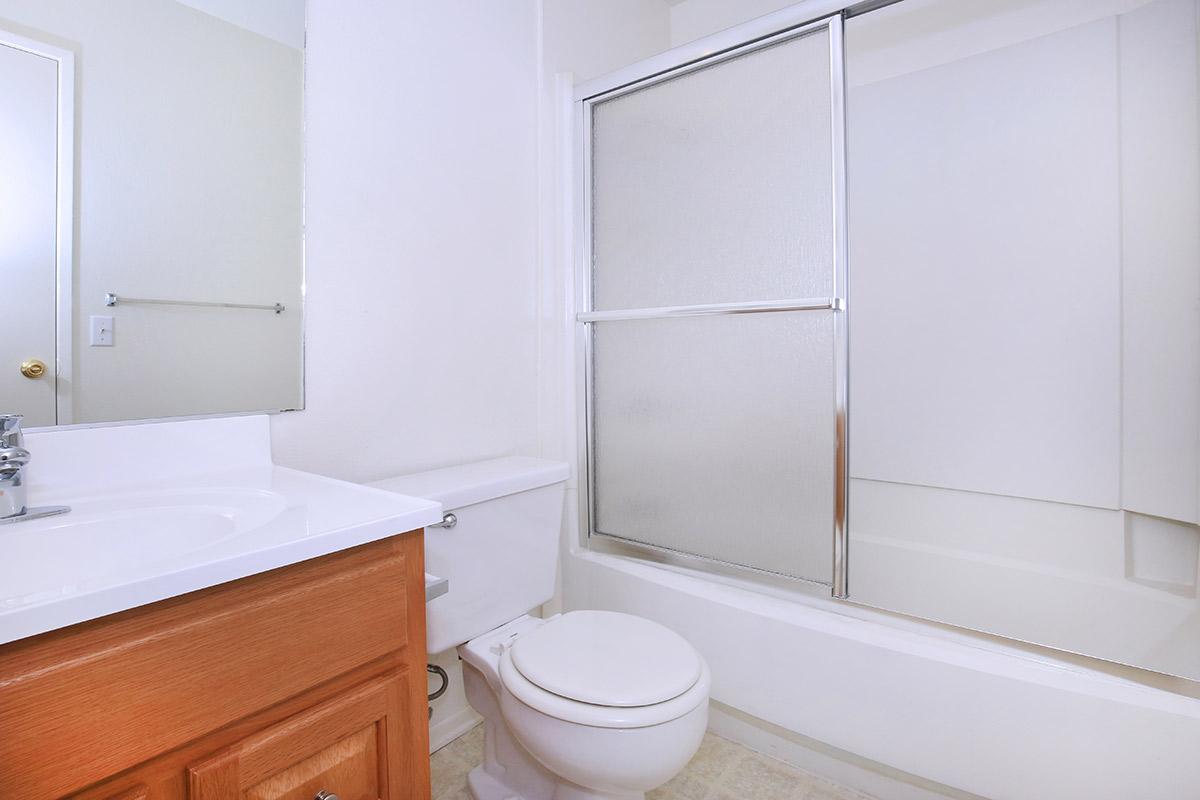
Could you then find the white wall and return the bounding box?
[542,0,671,85]
[668,0,794,46]
[272,0,543,484]
[174,0,306,49]
[0,0,304,424]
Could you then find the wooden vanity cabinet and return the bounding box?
[0,532,431,800]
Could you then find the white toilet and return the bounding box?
[372,457,710,800]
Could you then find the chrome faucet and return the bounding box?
[0,415,31,518]
[0,415,69,524]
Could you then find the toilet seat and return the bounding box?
[498,610,710,729]
[510,610,702,706]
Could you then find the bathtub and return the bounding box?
[562,540,1200,799]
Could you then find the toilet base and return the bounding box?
[467,764,644,800]
[466,764,513,800]
[461,647,649,800]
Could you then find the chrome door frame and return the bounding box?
[572,6,853,598]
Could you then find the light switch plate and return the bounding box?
[89,315,114,346]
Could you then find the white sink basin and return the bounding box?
[3,488,287,601]
[0,416,443,645]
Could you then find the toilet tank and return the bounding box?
[371,457,569,654]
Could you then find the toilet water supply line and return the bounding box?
[428,663,449,719]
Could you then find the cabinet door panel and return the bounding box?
[246,725,378,800]
[0,539,412,799]
[189,671,419,800]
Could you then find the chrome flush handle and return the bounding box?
[428,512,457,529]
[314,791,339,800]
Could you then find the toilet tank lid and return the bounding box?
[368,456,568,510]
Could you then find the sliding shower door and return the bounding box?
[577,17,847,590]
[845,0,1200,681]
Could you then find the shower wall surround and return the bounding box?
[846,0,1200,682]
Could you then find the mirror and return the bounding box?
[0,0,304,427]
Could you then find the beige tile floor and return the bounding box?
[430,723,877,800]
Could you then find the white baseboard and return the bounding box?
[430,703,482,753]
[427,647,482,752]
[707,701,978,800]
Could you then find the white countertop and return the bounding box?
[0,416,442,645]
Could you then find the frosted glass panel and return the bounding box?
[591,28,834,311]
[846,0,1200,680]
[592,312,836,583]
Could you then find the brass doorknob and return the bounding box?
[19,359,46,379]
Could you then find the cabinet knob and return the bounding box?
[314,792,339,800]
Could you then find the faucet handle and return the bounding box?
[0,445,30,474]
[0,415,23,450]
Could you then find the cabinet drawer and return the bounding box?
[189,672,416,800]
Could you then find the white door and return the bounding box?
[0,40,59,426]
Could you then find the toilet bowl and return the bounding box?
[460,612,711,800]
[371,457,710,800]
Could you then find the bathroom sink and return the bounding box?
[2,488,288,602]
[0,415,443,645]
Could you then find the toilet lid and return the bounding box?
[508,610,702,707]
